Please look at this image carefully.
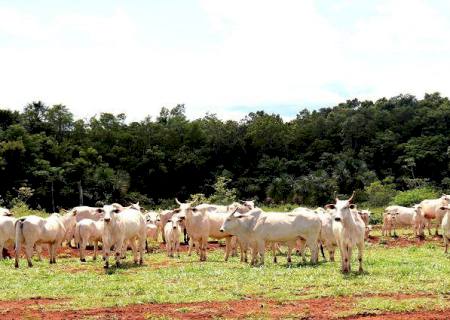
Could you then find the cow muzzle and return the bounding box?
[104,218,111,223]
[334,217,341,222]
[220,228,224,233]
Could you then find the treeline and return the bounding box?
[1,93,449,211]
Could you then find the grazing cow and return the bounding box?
[101,205,146,268]
[418,195,450,236]
[0,216,16,259]
[74,218,104,262]
[220,208,321,266]
[328,192,365,274]
[164,215,182,257]
[0,208,13,217]
[440,206,450,253]
[15,211,77,268]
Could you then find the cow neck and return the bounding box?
[59,213,74,229]
[341,207,358,230]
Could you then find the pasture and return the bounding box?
[2,228,450,319]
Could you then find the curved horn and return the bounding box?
[175,198,182,206]
[334,191,339,202]
[348,191,356,203]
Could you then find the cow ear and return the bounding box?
[325,204,335,210]
[72,210,77,216]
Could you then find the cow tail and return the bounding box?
[14,218,26,268]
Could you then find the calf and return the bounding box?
[15,212,77,268]
[164,215,182,257]
[74,218,104,262]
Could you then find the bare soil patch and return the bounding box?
[1,294,449,320]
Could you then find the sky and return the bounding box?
[1,0,450,121]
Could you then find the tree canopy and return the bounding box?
[1,93,449,210]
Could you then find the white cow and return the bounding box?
[383,205,421,236]
[418,195,450,236]
[220,208,321,266]
[101,205,146,268]
[175,200,212,262]
[440,206,450,253]
[74,218,104,262]
[328,192,365,274]
[164,215,182,257]
[15,212,77,268]
[0,216,16,259]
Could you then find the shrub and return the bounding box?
[393,187,440,207]
[364,179,397,207]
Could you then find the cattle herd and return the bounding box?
[0,193,450,274]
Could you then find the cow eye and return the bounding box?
[113,209,120,213]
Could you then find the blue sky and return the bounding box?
[1,0,450,121]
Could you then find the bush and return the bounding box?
[10,200,47,218]
[364,179,397,207]
[393,187,440,207]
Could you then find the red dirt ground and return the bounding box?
[1,295,449,320]
[2,235,448,319]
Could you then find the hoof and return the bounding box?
[92,257,97,261]
[14,263,18,268]
[139,259,143,265]
[80,258,86,263]
[116,261,120,267]
[28,262,33,268]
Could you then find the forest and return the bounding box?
[0,92,449,211]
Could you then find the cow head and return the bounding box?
[220,209,243,233]
[103,205,120,224]
[327,191,356,222]
[169,215,183,230]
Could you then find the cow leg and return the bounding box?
[0,244,4,260]
[80,239,87,262]
[114,240,124,267]
[287,246,292,265]
[25,244,34,268]
[224,237,231,261]
[130,239,138,264]
[49,243,55,264]
[347,246,352,273]
[187,238,193,256]
[256,240,265,266]
[138,234,145,265]
[307,239,319,264]
[444,236,448,254]
[201,239,208,261]
[357,241,364,273]
[330,248,335,262]
[175,239,180,258]
[92,241,98,261]
[103,242,110,268]
[272,243,277,263]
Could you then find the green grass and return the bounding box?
[1,235,450,314]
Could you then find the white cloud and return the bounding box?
[1,1,450,121]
